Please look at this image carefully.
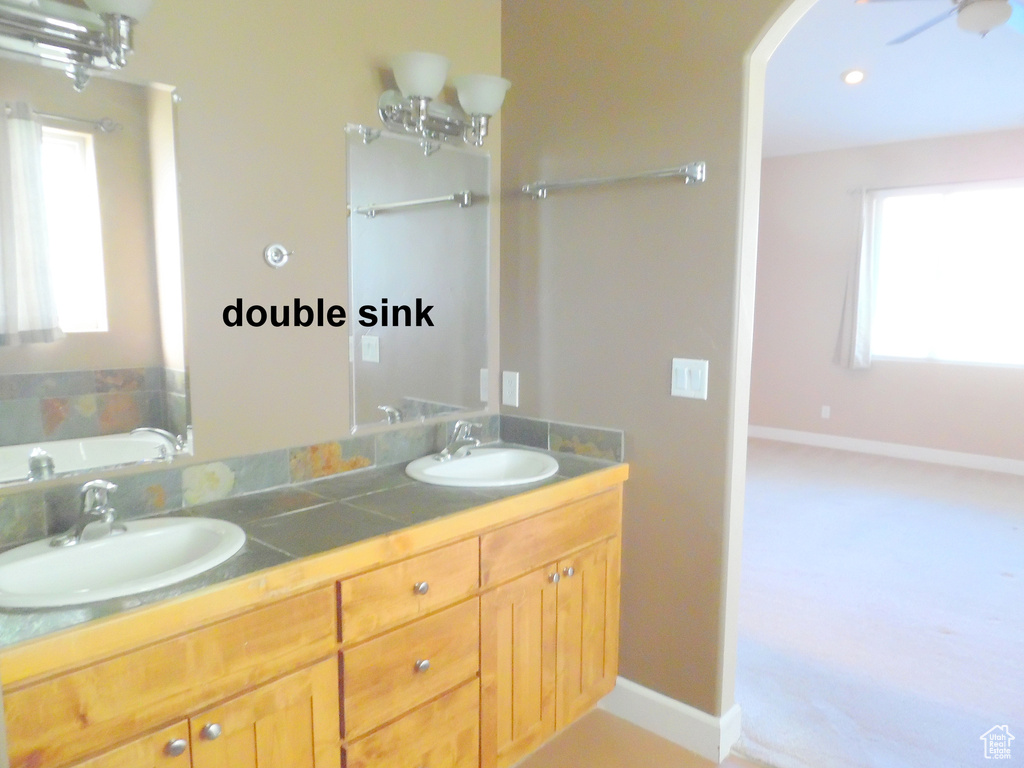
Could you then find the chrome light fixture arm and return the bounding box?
[378,91,472,147]
[0,2,146,90]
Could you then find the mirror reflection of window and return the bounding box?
[40,125,108,333]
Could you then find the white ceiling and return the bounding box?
[762,0,1024,157]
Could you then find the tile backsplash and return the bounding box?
[0,413,623,550]
[501,415,624,462]
[0,367,188,447]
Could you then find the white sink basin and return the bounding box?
[406,447,559,488]
[0,517,246,608]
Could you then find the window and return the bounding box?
[868,181,1024,367]
[39,125,108,333]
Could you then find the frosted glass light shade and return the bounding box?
[83,0,153,19]
[956,0,1012,33]
[391,52,451,99]
[453,74,511,116]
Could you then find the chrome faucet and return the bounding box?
[130,427,186,457]
[378,405,404,424]
[435,420,482,462]
[50,479,124,547]
[27,447,55,481]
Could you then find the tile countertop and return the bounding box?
[0,446,619,650]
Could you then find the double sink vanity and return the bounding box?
[0,442,628,768]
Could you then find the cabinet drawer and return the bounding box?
[4,586,337,768]
[341,598,479,739]
[480,488,621,587]
[340,538,479,644]
[344,679,479,768]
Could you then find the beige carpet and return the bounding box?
[736,439,1024,767]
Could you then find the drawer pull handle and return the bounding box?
[413,581,430,595]
[165,739,188,757]
[563,566,575,578]
[414,658,431,673]
[549,572,560,584]
[200,723,222,741]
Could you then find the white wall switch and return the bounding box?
[821,405,831,419]
[671,358,709,400]
[361,335,379,363]
[502,371,519,407]
[480,368,489,403]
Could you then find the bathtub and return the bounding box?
[0,431,181,485]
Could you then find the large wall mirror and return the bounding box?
[0,48,189,486]
[347,127,489,430]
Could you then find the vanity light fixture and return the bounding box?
[0,0,153,91]
[377,51,510,154]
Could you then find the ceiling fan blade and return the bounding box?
[887,7,957,43]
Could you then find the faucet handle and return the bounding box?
[81,479,118,511]
[452,420,483,440]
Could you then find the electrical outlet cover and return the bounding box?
[502,371,519,407]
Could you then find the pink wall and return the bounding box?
[750,128,1024,461]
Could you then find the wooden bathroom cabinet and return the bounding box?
[68,658,339,768]
[479,489,622,768]
[0,464,626,768]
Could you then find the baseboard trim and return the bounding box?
[748,425,1024,477]
[598,676,742,763]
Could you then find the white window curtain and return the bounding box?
[833,190,875,370]
[0,101,63,346]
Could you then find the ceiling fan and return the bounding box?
[856,0,1024,44]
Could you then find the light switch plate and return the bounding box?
[361,335,379,363]
[671,358,708,400]
[502,371,519,407]
[480,369,489,403]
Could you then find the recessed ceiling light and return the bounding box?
[842,69,866,85]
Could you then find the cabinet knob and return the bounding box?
[200,723,222,741]
[549,572,560,584]
[563,566,575,578]
[414,658,431,673]
[165,739,188,757]
[413,581,430,595]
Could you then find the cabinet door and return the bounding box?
[190,658,340,768]
[480,566,559,768]
[555,537,620,727]
[345,679,479,768]
[69,722,191,768]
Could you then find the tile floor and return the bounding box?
[514,709,764,768]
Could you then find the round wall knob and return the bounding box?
[549,572,560,584]
[414,658,431,673]
[200,723,222,741]
[563,566,575,578]
[165,739,188,757]
[263,243,292,269]
[413,581,429,595]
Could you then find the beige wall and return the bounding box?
[121,0,501,457]
[501,1,790,715]
[751,128,1024,461]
